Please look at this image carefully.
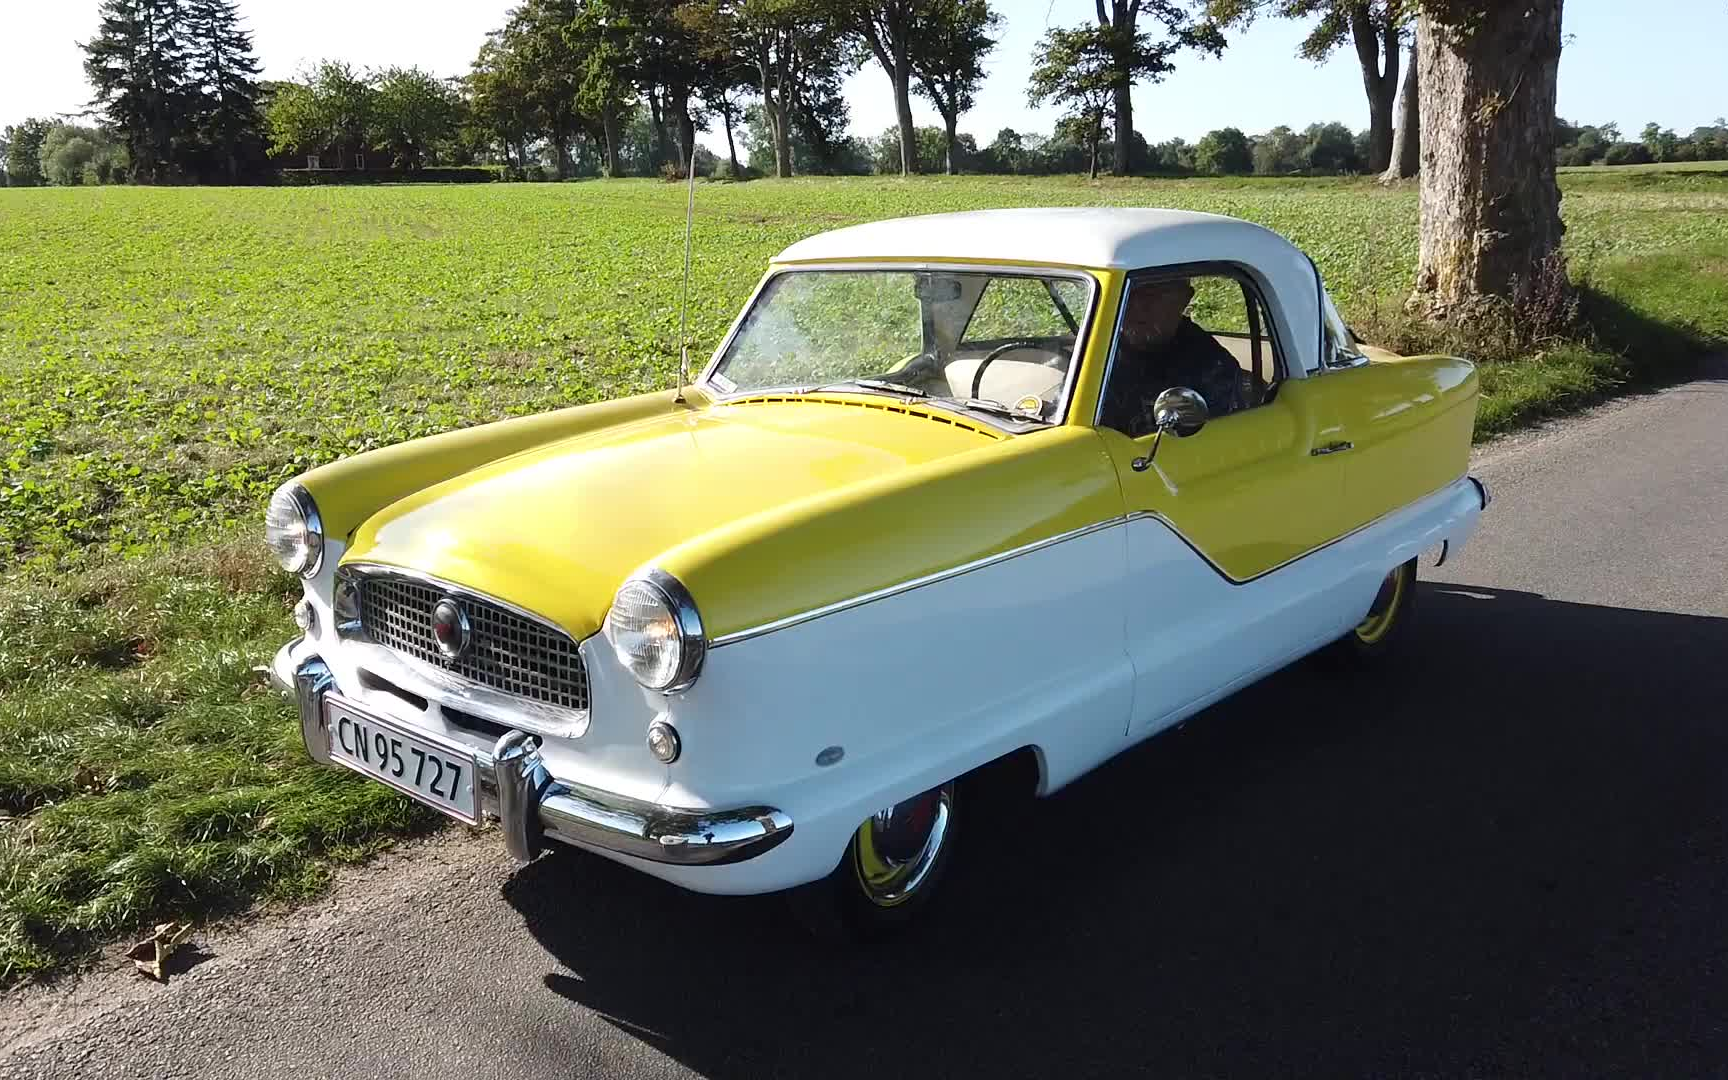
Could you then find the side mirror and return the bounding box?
[1131,387,1209,472]
[1153,386,1209,437]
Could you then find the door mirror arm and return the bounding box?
[1130,387,1209,472]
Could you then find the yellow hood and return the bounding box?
[342,397,1002,639]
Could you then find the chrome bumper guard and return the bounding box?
[282,651,793,867]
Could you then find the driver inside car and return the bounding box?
[1099,278,1245,438]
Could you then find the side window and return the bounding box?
[1098,270,1283,438]
[961,277,1085,345]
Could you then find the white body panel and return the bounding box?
[559,475,1484,896]
[281,478,1482,896]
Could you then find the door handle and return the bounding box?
[1310,441,1353,456]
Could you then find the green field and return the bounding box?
[2,174,1726,980]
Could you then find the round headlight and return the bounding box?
[265,482,323,577]
[603,572,705,692]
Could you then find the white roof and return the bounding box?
[773,208,1326,375]
[774,207,1290,270]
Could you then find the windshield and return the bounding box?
[706,269,1095,424]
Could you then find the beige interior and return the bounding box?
[943,351,1066,403]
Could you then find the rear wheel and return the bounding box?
[1330,558,1417,662]
[787,780,959,940]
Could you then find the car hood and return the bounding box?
[342,397,1003,640]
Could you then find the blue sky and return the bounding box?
[4,0,1724,150]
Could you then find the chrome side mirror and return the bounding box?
[1153,387,1208,437]
[1131,387,1209,472]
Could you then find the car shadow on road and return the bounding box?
[504,583,1728,1077]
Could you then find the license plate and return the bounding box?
[323,695,479,823]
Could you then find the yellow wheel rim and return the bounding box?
[851,784,953,908]
[1354,563,1410,645]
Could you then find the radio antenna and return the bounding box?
[674,140,698,404]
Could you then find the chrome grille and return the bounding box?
[352,572,588,714]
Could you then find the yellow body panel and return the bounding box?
[299,388,699,542]
[1097,355,1478,581]
[655,425,1121,640]
[342,396,1016,639]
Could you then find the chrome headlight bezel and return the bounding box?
[603,569,706,693]
[265,481,324,579]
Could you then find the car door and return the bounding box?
[1092,267,1358,733]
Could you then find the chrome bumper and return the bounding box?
[278,648,793,867]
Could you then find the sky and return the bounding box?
[4,0,1726,153]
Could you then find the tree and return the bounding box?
[3,119,52,186]
[910,0,1000,174]
[1302,120,1360,172]
[681,0,801,178]
[1194,126,1251,173]
[1380,19,1419,181]
[1091,1,1224,176]
[1027,26,1115,179]
[1207,1,1409,173]
[264,61,374,168]
[83,0,191,182]
[370,67,456,169]
[467,31,538,169]
[182,0,263,183]
[1409,0,1567,321]
[37,124,128,185]
[844,0,930,175]
[1252,125,1302,174]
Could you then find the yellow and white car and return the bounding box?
[267,208,1489,935]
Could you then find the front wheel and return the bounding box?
[787,780,960,940]
[1328,557,1417,662]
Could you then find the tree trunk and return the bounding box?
[1411,1,1568,319]
[722,105,740,176]
[601,107,621,177]
[1381,32,1420,182]
[553,133,571,180]
[1351,3,1399,174]
[648,90,672,169]
[943,111,959,175]
[1111,82,1132,176]
[1089,114,1102,180]
[893,64,916,175]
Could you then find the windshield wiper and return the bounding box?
[817,378,929,398]
[934,396,1050,425]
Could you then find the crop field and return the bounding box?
[2,173,1726,980]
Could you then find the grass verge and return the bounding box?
[0,537,439,981]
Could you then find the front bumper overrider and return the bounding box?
[272,645,793,867]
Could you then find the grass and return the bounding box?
[2,173,1725,981]
[1559,158,1728,175]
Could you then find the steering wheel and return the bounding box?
[970,339,1063,400]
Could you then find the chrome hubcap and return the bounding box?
[852,784,953,907]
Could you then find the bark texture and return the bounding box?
[1381,30,1420,182]
[1412,0,1567,318]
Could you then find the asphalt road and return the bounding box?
[5,376,1728,1079]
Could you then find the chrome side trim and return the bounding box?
[710,517,1126,647]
